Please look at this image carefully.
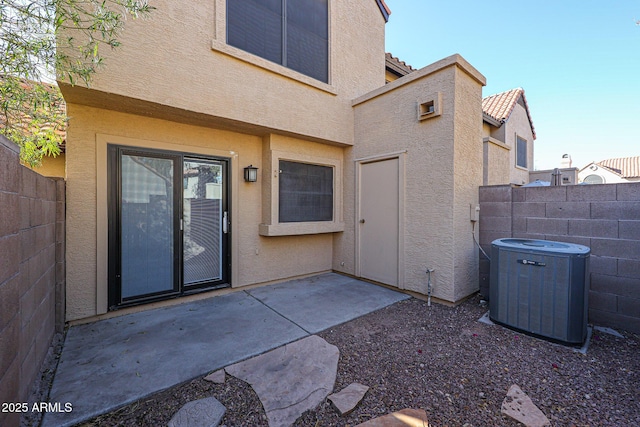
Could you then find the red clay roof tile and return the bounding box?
[597,156,640,179]
[482,88,536,139]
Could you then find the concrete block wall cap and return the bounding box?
[0,134,20,153]
[352,54,486,107]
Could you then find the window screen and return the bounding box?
[286,0,328,82]
[279,160,333,222]
[227,0,328,83]
[516,136,527,168]
[227,0,283,64]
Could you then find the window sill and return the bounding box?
[259,222,345,236]
[515,165,529,171]
[211,40,337,95]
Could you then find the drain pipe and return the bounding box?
[426,269,435,307]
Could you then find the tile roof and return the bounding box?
[385,53,416,77]
[482,88,536,139]
[375,0,391,22]
[596,156,640,178]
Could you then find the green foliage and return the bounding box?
[0,76,65,166]
[0,0,153,166]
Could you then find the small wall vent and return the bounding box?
[490,238,590,344]
[417,92,442,121]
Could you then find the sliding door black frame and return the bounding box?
[107,145,231,310]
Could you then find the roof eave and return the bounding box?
[482,112,502,127]
[375,0,391,22]
[385,58,413,77]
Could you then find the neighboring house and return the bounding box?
[578,156,640,184]
[58,0,486,322]
[385,53,415,83]
[482,88,536,186]
[529,154,578,185]
[529,168,579,185]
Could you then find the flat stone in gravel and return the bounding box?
[328,383,369,416]
[501,384,550,427]
[225,335,339,427]
[204,369,226,384]
[167,397,226,427]
[355,408,429,426]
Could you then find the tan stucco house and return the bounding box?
[58,0,487,322]
[482,88,536,186]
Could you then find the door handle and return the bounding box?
[223,211,228,234]
[359,219,365,224]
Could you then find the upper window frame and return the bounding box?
[515,134,528,169]
[225,0,329,83]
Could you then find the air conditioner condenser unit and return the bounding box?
[490,238,590,344]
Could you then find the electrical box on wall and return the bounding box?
[470,204,480,222]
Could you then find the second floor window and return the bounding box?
[227,0,329,83]
[516,135,527,168]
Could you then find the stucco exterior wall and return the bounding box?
[32,153,65,178]
[65,104,338,321]
[337,55,485,303]
[58,0,386,147]
[504,103,535,185]
[482,138,511,185]
[452,66,484,300]
[482,99,535,186]
[57,1,494,319]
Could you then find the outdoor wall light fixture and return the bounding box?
[244,165,258,182]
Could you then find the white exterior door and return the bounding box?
[358,157,400,287]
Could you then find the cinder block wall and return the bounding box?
[479,183,640,334]
[0,136,65,427]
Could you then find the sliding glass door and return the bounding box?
[183,158,224,286]
[108,146,230,309]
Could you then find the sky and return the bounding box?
[384,0,640,171]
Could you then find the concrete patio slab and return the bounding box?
[248,273,410,333]
[43,273,407,427]
[43,291,307,427]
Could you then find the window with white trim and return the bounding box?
[227,0,329,83]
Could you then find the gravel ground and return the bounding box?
[73,295,639,426]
